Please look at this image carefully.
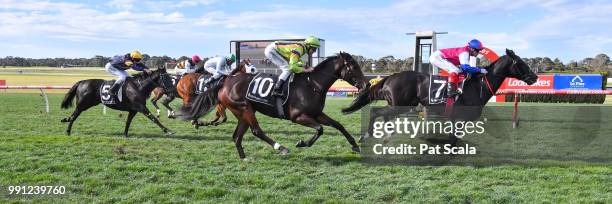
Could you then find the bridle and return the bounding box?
[482,56,523,97]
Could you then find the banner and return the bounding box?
[499,75,554,90]
[553,74,602,90]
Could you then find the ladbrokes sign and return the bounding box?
[500,75,554,90]
[498,74,602,91]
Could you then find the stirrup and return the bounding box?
[272,90,283,97]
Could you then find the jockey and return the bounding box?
[429,39,488,96]
[201,54,236,90]
[175,55,202,75]
[264,36,320,96]
[105,50,150,96]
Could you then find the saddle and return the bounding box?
[170,74,182,87]
[428,74,470,104]
[246,73,291,107]
[195,75,212,95]
[100,80,124,105]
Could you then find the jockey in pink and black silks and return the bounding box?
[429,39,488,96]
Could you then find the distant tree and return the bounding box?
[592,54,610,71]
[553,58,565,71]
[177,56,189,62]
[567,60,578,70]
[542,57,554,71]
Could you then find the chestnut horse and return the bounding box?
[151,60,257,127]
[181,52,368,159]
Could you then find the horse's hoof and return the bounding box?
[278,147,289,155]
[296,140,307,148]
[60,118,69,123]
[352,146,361,153]
[168,115,176,119]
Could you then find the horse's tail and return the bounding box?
[179,85,219,120]
[341,77,388,114]
[61,81,81,109]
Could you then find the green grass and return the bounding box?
[0,94,610,203]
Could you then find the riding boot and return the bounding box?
[202,77,217,92]
[447,72,460,97]
[109,82,121,96]
[272,79,285,97]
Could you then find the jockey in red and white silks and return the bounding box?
[429,39,488,96]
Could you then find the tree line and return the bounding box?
[0,55,184,68]
[1,53,610,74]
[350,53,611,74]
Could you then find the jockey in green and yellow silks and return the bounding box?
[264,36,320,96]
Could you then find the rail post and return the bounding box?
[512,93,519,128]
[39,88,50,113]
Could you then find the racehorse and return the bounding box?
[150,59,258,127]
[60,68,175,137]
[341,49,538,144]
[180,52,369,159]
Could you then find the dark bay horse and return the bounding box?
[150,60,258,127]
[342,49,538,143]
[181,52,369,159]
[60,68,175,137]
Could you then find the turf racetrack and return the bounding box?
[0,93,610,203]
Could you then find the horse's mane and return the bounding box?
[318,55,338,66]
[485,55,511,70]
[131,69,164,79]
[230,61,247,75]
[313,54,343,69]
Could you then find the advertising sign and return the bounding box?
[553,74,602,90]
[499,75,554,90]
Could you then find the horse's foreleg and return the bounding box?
[124,111,137,137]
[293,114,323,148]
[317,113,360,153]
[150,94,162,117]
[161,95,176,119]
[138,106,173,135]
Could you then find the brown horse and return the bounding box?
[181,52,369,159]
[151,60,257,127]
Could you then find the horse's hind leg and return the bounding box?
[136,105,173,135]
[215,105,228,125]
[161,95,176,119]
[205,104,227,126]
[232,120,249,159]
[317,113,360,153]
[293,114,323,148]
[63,101,98,136]
[124,111,137,137]
[64,109,83,136]
[241,108,289,156]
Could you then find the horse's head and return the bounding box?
[232,59,258,75]
[491,49,538,85]
[241,59,258,74]
[336,52,368,91]
[149,67,175,92]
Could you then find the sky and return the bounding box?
[0,0,610,63]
